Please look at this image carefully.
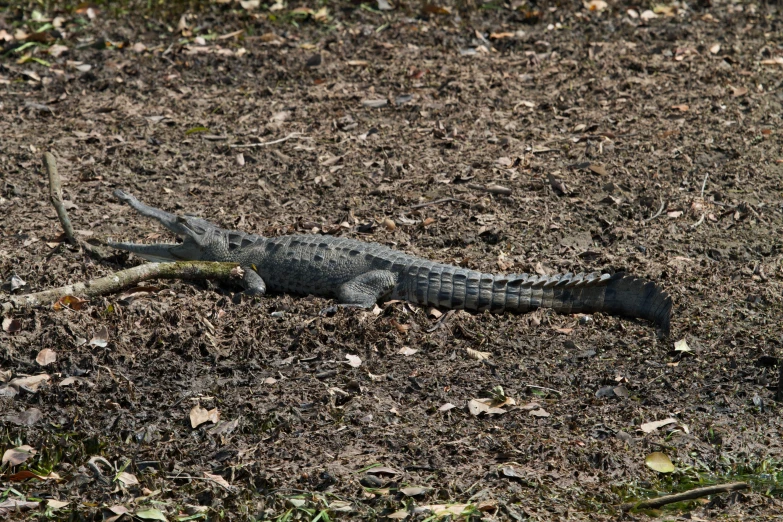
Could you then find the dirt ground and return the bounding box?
[1,0,783,520]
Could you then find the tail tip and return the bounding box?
[606,273,672,334]
[656,294,673,336]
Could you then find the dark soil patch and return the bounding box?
[2,1,783,520]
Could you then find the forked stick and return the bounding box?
[42,152,108,257]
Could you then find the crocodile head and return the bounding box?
[107,189,260,262]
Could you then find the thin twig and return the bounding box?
[620,482,749,512]
[410,197,468,209]
[522,384,562,396]
[700,171,710,198]
[44,152,76,245]
[638,370,665,391]
[644,198,665,222]
[690,213,705,228]
[467,183,513,196]
[2,261,240,314]
[230,132,303,149]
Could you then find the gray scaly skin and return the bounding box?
[108,190,672,334]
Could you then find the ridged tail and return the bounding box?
[401,265,672,334]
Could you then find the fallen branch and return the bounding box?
[230,132,304,149]
[44,152,75,245]
[620,482,749,512]
[2,261,240,314]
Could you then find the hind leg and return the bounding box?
[314,271,396,316]
[337,270,397,307]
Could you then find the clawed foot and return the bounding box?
[241,267,267,296]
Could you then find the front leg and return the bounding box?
[241,266,267,296]
[337,270,397,308]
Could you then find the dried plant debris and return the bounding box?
[1,0,782,519]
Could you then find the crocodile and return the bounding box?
[108,190,672,334]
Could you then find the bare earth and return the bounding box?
[1,1,783,520]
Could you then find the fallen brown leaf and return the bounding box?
[732,86,748,97]
[9,374,50,392]
[2,317,21,333]
[53,295,87,311]
[345,354,362,367]
[2,445,36,466]
[35,348,56,366]
[190,405,220,428]
[466,347,491,361]
[641,418,677,433]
